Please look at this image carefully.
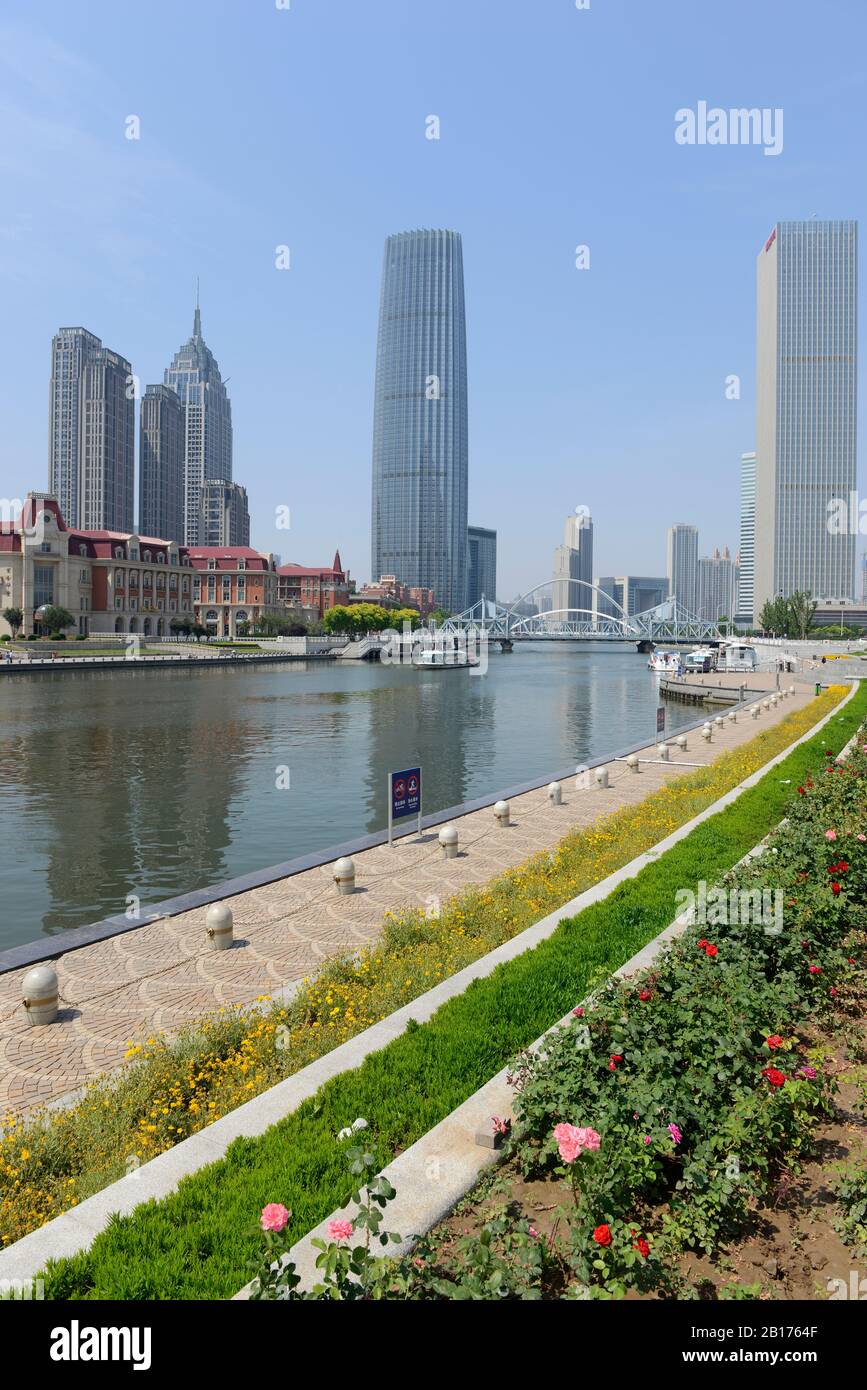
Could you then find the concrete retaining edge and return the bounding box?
[0,682,855,1287]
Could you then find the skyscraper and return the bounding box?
[139,385,185,542]
[163,297,233,545]
[466,525,497,607]
[48,327,134,531]
[697,546,737,624]
[666,523,699,613]
[734,451,756,628]
[199,480,250,547]
[371,229,469,614]
[552,511,594,614]
[754,220,857,622]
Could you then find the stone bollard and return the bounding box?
[751,704,760,719]
[595,767,609,788]
[714,715,725,729]
[333,856,356,895]
[494,799,511,827]
[206,903,234,950]
[626,754,639,773]
[762,698,771,711]
[676,734,688,751]
[438,824,459,859]
[702,725,713,742]
[22,963,59,1026]
[727,710,737,724]
[547,781,562,806]
[789,685,796,696]
[657,743,669,761]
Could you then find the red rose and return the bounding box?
[832,882,841,896]
[704,943,718,957]
[697,938,708,949]
[766,1035,784,1050]
[632,1236,650,1259]
[797,786,805,795]
[593,1224,612,1247]
[638,989,652,1002]
[762,1067,786,1087]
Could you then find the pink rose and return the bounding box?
[260,1203,290,1233]
[553,1122,584,1164]
[825,830,837,841]
[668,1123,683,1145]
[328,1219,354,1243]
[576,1126,601,1152]
[858,834,866,843]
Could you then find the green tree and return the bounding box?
[38,605,74,635]
[391,607,422,630]
[322,605,357,635]
[758,595,791,637]
[2,606,23,637]
[429,608,451,625]
[170,616,192,637]
[787,591,817,640]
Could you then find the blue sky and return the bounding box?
[0,0,865,599]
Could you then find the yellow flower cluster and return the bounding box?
[0,687,846,1248]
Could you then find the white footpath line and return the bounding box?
[0,683,857,1287]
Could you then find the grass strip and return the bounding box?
[38,684,866,1300]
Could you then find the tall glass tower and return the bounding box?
[754,220,857,621]
[371,229,469,614]
[163,297,233,545]
[666,523,699,614]
[734,451,756,627]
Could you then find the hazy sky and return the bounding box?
[0,0,864,600]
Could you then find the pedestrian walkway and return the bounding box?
[0,676,813,1115]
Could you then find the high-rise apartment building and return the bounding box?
[734,451,756,627]
[199,479,250,548]
[48,327,134,531]
[371,230,469,614]
[594,575,668,620]
[467,525,497,607]
[666,523,699,614]
[552,511,594,615]
[139,385,185,542]
[697,546,737,624]
[754,220,857,621]
[163,299,233,545]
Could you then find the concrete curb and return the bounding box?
[0,682,855,1286]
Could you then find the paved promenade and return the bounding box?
[0,675,815,1115]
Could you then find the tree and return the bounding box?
[758,596,791,637]
[2,607,23,637]
[38,605,74,635]
[191,622,207,641]
[788,591,817,640]
[391,607,422,631]
[429,608,451,626]
[170,616,192,637]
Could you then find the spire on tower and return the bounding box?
[193,277,201,338]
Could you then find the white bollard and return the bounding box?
[595,767,609,788]
[626,754,639,772]
[22,964,59,1026]
[547,781,562,806]
[789,685,796,696]
[762,698,771,711]
[438,824,459,859]
[333,856,356,895]
[676,734,688,751]
[206,903,234,950]
[751,704,760,719]
[494,799,511,826]
[657,743,669,761]
[714,715,724,729]
[702,725,713,742]
[727,710,737,724]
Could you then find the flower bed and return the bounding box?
[372,730,867,1299]
[0,689,848,1251]
[29,689,864,1299]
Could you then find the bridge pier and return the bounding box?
[637,639,654,654]
[499,638,514,652]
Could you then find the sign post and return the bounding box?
[388,766,422,846]
[656,705,665,738]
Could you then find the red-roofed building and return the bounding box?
[276,550,352,619]
[0,492,278,638]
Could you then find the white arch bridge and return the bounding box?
[439,583,721,650]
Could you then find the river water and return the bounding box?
[0,644,699,947]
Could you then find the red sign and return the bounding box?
[764,227,777,253]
